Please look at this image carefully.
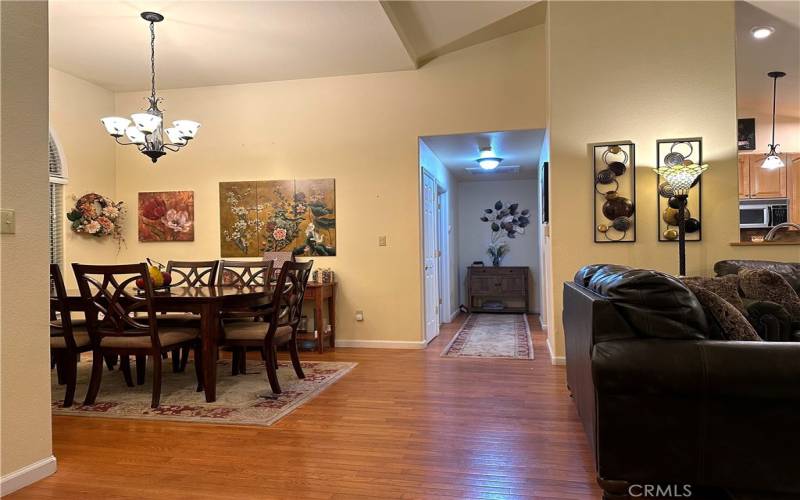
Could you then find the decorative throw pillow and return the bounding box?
[738,268,800,319]
[684,282,762,342]
[682,275,746,314]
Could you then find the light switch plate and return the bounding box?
[0,209,15,234]
[378,235,387,247]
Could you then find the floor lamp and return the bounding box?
[653,163,709,276]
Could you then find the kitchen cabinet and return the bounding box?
[789,153,800,224]
[740,153,787,199]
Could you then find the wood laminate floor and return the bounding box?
[11,314,600,499]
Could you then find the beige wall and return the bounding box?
[110,26,545,343]
[546,1,800,358]
[0,0,55,484]
[49,68,117,288]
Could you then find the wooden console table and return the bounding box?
[467,266,529,313]
[298,281,336,353]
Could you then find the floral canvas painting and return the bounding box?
[219,179,336,257]
[138,191,195,242]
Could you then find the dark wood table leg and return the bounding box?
[200,302,219,402]
[328,289,335,351]
[314,290,324,354]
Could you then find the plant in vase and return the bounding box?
[480,200,530,267]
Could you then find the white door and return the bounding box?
[422,170,440,343]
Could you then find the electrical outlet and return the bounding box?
[355,310,364,321]
[0,209,15,234]
[378,235,387,247]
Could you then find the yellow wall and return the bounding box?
[546,1,800,358]
[49,68,117,287]
[0,0,55,484]
[111,26,546,343]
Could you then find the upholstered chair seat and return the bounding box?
[224,322,293,341]
[99,328,198,349]
[50,330,91,349]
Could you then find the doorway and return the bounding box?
[419,129,546,338]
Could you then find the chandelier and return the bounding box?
[100,12,200,163]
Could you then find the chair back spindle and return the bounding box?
[218,260,273,287]
[166,260,220,287]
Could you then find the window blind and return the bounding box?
[48,132,66,266]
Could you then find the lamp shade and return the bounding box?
[653,163,709,196]
[173,120,200,139]
[762,154,784,170]
[125,126,147,145]
[132,113,163,134]
[100,117,131,137]
[164,127,187,146]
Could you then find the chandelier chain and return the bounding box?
[150,21,156,101]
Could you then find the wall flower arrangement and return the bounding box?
[138,191,195,242]
[479,200,530,266]
[67,193,125,243]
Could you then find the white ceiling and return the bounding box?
[421,129,545,181]
[736,1,800,118]
[49,0,543,92]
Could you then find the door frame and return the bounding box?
[436,185,451,324]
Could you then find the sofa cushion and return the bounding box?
[715,260,800,294]
[574,264,632,287]
[739,268,800,319]
[682,275,746,314]
[586,266,708,340]
[683,282,762,342]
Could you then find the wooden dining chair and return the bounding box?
[73,263,204,408]
[262,251,294,278]
[218,260,274,374]
[222,260,313,394]
[50,264,93,407]
[162,260,220,372]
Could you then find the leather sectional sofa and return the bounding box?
[563,264,800,500]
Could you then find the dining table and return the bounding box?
[64,285,271,403]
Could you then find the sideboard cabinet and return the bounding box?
[467,266,529,313]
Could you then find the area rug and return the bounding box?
[441,314,533,359]
[51,358,356,426]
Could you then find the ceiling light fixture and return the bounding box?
[751,26,775,39]
[763,70,786,170]
[100,12,200,163]
[476,147,503,170]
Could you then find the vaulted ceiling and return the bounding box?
[49,0,544,92]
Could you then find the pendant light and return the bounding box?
[762,71,786,170]
[476,147,503,170]
[100,12,200,163]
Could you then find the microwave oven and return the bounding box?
[739,203,788,228]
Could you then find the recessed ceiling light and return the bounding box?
[751,26,775,39]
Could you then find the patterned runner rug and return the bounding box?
[441,314,533,359]
[52,358,356,426]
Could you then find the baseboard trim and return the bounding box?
[335,339,427,349]
[546,335,566,365]
[0,455,57,496]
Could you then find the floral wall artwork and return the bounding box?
[67,193,125,243]
[138,191,195,242]
[219,178,336,257]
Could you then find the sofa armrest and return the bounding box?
[593,338,800,400]
[744,299,794,341]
